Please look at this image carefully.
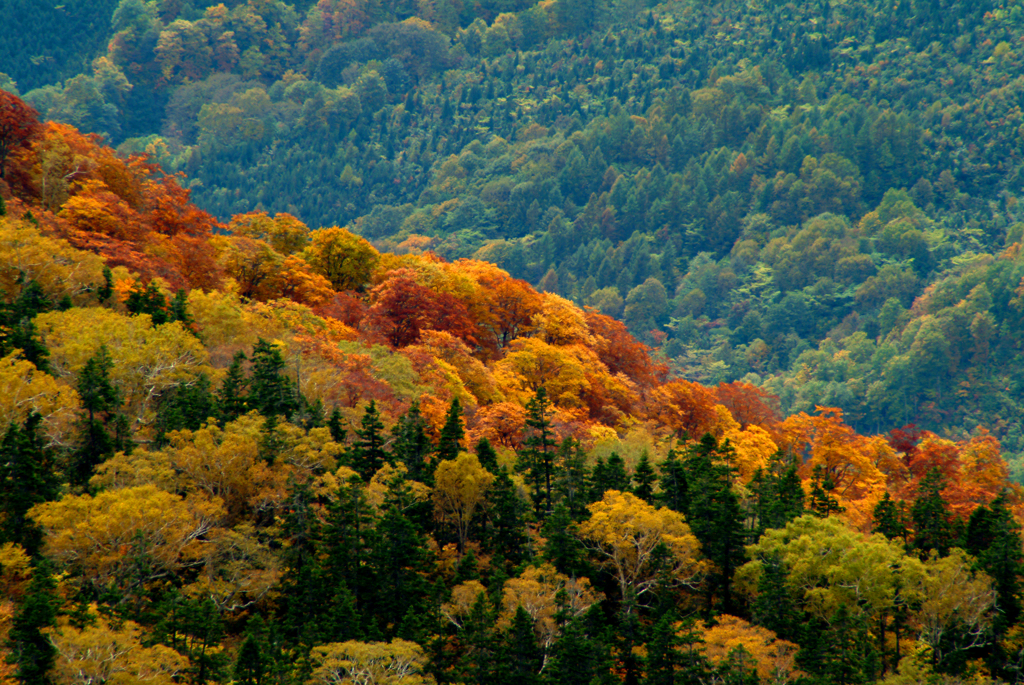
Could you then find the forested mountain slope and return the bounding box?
[5,0,1024,464]
[3,102,1024,683]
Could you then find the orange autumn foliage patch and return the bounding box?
[1,95,1020,541]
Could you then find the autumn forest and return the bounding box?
[4,0,1024,682]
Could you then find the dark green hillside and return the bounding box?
[0,0,120,91]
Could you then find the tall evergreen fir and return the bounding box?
[437,396,464,461]
[872,492,908,546]
[277,477,324,641]
[6,560,58,685]
[614,593,643,685]
[809,464,844,518]
[367,472,434,636]
[348,400,389,481]
[591,452,631,500]
[517,387,557,519]
[799,605,878,685]
[964,492,1023,638]
[644,613,715,685]
[153,595,230,685]
[749,451,805,535]
[72,344,130,486]
[321,473,375,616]
[169,289,192,326]
[258,414,286,464]
[453,592,500,685]
[632,450,656,503]
[327,407,347,444]
[657,447,687,513]
[678,434,747,615]
[911,467,957,559]
[0,412,57,555]
[496,606,542,685]
[0,280,52,372]
[484,466,532,568]
[233,621,267,685]
[153,374,218,446]
[125,280,169,324]
[542,502,588,577]
[218,351,249,421]
[96,266,113,303]
[393,400,432,482]
[545,605,618,685]
[474,436,499,472]
[554,437,590,519]
[248,339,299,420]
[751,554,800,642]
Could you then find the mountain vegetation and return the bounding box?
[5,0,1024,681]
[5,0,1024,465]
[0,91,1024,683]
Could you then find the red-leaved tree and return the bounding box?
[0,91,40,179]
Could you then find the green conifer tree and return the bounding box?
[1,280,52,372]
[218,351,249,422]
[474,436,499,472]
[154,595,230,685]
[872,492,908,546]
[749,451,805,536]
[517,387,557,519]
[964,492,1023,637]
[153,374,218,446]
[484,467,532,568]
[679,434,746,615]
[72,344,130,486]
[752,554,800,642]
[96,267,113,303]
[496,606,541,685]
[393,401,432,482]
[0,412,57,555]
[347,400,388,481]
[6,560,58,685]
[368,478,434,636]
[125,280,169,324]
[809,464,844,519]
[437,397,465,461]
[169,289,192,326]
[542,503,588,577]
[554,438,590,519]
[632,451,656,503]
[591,452,631,500]
[248,339,299,420]
[327,407,347,444]
[911,467,956,559]
[657,447,687,513]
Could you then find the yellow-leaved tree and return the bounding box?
[34,307,212,423]
[498,564,600,651]
[0,351,79,447]
[94,414,341,524]
[736,514,994,671]
[309,639,434,685]
[303,225,379,292]
[432,453,494,555]
[0,217,106,303]
[698,615,803,683]
[493,337,591,408]
[229,211,311,255]
[47,612,188,685]
[29,484,224,590]
[578,490,705,612]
